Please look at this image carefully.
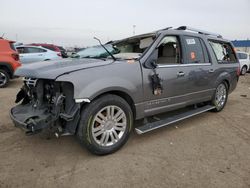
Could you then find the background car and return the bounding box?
[236,51,250,75]
[57,46,68,58]
[73,44,119,58]
[0,37,21,87]
[16,45,62,64]
[30,43,68,58]
[30,43,64,57]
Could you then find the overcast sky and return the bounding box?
[1,0,249,47]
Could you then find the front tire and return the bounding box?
[0,69,10,88]
[77,94,133,155]
[211,82,228,112]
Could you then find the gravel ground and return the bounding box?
[0,75,250,188]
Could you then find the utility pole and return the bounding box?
[133,25,136,36]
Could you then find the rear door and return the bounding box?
[180,35,216,97]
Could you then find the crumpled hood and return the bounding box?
[14,58,113,79]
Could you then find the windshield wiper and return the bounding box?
[93,37,116,61]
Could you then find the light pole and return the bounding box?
[133,25,136,36]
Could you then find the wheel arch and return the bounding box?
[0,62,13,78]
[81,90,136,119]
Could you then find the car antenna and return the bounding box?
[93,37,116,61]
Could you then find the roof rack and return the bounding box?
[177,26,222,38]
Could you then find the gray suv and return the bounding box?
[10,26,240,155]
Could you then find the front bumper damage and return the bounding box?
[10,104,52,135]
[10,78,80,136]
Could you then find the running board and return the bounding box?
[135,105,215,135]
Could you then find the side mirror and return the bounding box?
[144,48,159,69]
[151,60,158,69]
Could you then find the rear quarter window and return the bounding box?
[209,40,237,63]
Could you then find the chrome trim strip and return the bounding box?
[75,98,91,103]
[158,63,211,68]
[146,88,215,104]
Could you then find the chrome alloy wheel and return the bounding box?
[91,105,127,147]
[215,83,227,109]
[0,72,7,87]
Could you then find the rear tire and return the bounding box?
[0,69,10,88]
[241,66,247,75]
[77,94,133,155]
[211,82,228,112]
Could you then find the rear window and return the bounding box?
[209,40,237,63]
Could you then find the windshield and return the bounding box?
[111,34,156,60]
[75,33,156,60]
[76,44,118,58]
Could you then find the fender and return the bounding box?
[77,77,137,101]
[56,61,143,105]
[213,71,232,91]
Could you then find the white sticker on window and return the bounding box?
[186,39,196,45]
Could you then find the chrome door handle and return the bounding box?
[177,71,185,77]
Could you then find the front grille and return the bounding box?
[23,77,38,88]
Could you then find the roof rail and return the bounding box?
[177,26,222,38]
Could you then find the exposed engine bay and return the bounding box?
[10,78,80,136]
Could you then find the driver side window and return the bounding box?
[157,36,181,65]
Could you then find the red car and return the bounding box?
[0,38,21,88]
[30,43,62,56]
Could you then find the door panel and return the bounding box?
[142,35,216,117]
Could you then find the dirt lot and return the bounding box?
[0,75,250,188]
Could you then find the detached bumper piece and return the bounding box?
[10,104,52,135]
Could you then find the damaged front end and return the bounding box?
[10,78,80,136]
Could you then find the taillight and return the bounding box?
[237,66,240,76]
[11,53,19,61]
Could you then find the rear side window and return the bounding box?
[183,36,209,64]
[209,40,237,63]
[27,47,46,53]
[43,46,56,51]
[237,53,248,60]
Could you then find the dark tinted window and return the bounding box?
[43,46,56,51]
[17,47,26,54]
[27,47,46,53]
[183,36,206,63]
[9,43,16,51]
[237,52,248,59]
[209,41,237,63]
